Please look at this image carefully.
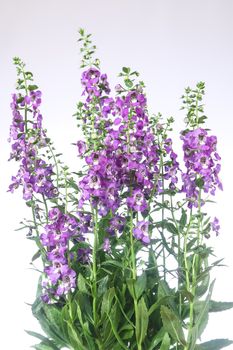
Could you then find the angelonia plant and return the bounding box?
[8,29,233,350]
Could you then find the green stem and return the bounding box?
[64,169,68,214]
[22,67,29,133]
[129,209,136,280]
[42,194,49,224]
[126,109,142,350]
[170,197,182,317]
[159,141,166,281]
[185,190,202,349]
[91,204,99,331]
[48,143,60,189]
[31,200,46,264]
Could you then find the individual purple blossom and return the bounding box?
[108,215,126,236]
[133,221,150,244]
[103,238,111,253]
[76,140,86,156]
[126,189,148,212]
[211,217,220,236]
[56,266,76,296]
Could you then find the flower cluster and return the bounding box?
[162,138,180,190]
[181,128,222,208]
[40,208,86,303]
[81,67,110,98]
[76,68,182,247]
[80,67,113,140]
[8,90,57,200]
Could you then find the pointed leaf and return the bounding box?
[26,331,59,349]
[190,280,215,350]
[101,287,115,318]
[148,327,166,350]
[209,300,233,313]
[195,339,233,350]
[31,250,41,262]
[77,273,89,294]
[160,332,171,350]
[67,322,86,350]
[32,342,59,350]
[136,297,149,345]
[158,280,179,317]
[160,305,186,346]
[148,296,174,316]
[107,309,128,350]
[165,222,178,235]
[135,273,147,300]
[179,209,187,230]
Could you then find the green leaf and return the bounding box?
[165,222,178,235]
[25,331,59,349]
[160,305,186,346]
[31,250,41,263]
[98,275,109,296]
[148,327,166,350]
[196,177,204,189]
[102,260,123,268]
[194,300,233,314]
[196,268,210,297]
[190,280,215,350]
[158,280,178,316]
[67,322,86,350]
[180,208,187,230]
[101,287,115,318]
[28,84,39,91]
[160,332,171,350]
[119,324,134,340]
[74,291,93,323]
[195,339,233,350]
[126,278,135,299]
[32,342,60,350]
[148,296,174,316]
[136,297,149,346]
[78,273,89,293]
[122,67,130,74]
[124,78,133,88]
[134,273,147,300]
[209,300,233,312]
[107,305,128,350]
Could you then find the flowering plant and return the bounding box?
[8,29,233,350]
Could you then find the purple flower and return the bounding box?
[181,128,222,207]
[77,140,86,156]
[103,238,111,253]
[108,215,126,236]
[211,217,220,236]
[133,221,150,244]
[126,189,148,212]
[8,89,58,201]
[56,265,76,296]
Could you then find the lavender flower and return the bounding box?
[181,128,222,207]
[103,238,111,253]
[127,189,148,212]
[8,88,57,201]
[133,221,150,244]
[211,217,220,236]
[40,208,86,302]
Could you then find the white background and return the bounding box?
[0,0,233,348]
